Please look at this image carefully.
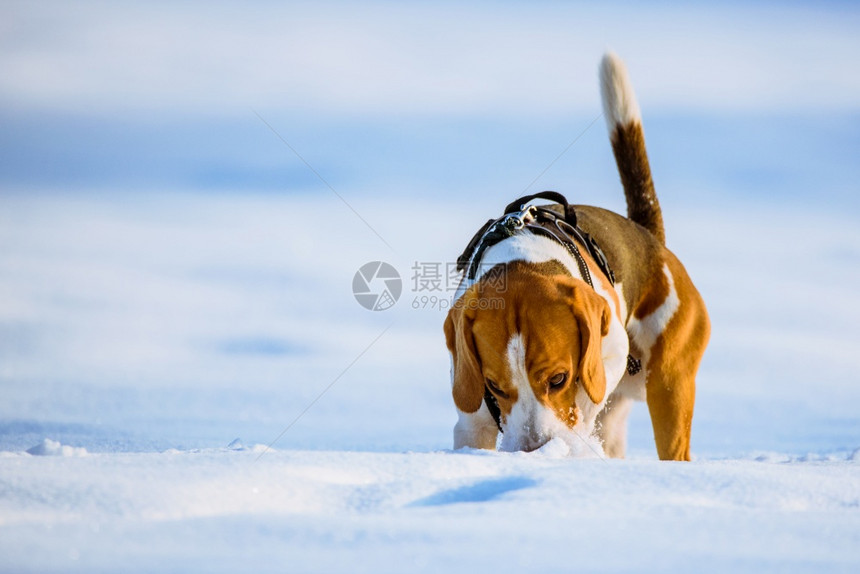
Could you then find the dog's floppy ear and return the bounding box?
[444,289,484,413]
[560,279,611,404]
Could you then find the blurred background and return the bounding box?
[1,0,859,456]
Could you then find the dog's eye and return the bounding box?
[548,372,568,390]
[485,378,507,398]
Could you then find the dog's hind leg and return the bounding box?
[644,258,710,461]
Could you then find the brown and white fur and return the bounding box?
[444,52,710,461]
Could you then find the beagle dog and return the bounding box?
[444,53,710,461]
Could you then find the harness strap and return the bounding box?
[458,198,616,288]
[525,221,595,289]
[503,191,575,222]
[465,212,528,281]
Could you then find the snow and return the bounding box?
[2,1,860,572]
[24,439,89,458]
[1,444,858,573]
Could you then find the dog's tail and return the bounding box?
[599,52,665,245]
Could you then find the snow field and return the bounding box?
[2,444,859,573]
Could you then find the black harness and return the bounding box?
[455,191,641,432]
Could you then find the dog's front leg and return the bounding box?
[453,402,499,450]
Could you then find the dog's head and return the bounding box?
[444,262,611,451]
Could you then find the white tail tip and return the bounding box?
[599,51,641,132]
